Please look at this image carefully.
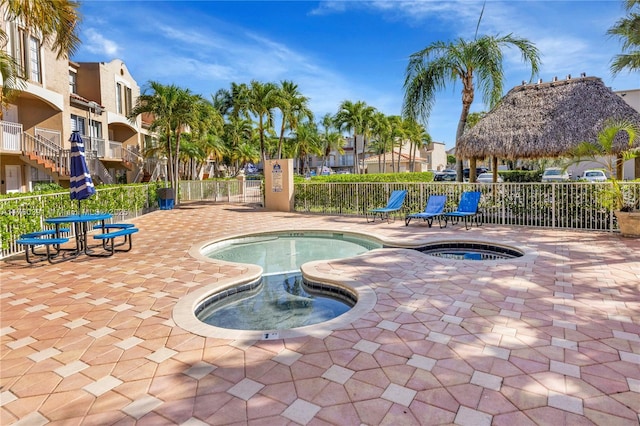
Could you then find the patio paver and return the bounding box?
[1,202,639,424]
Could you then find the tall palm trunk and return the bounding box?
[165,129,174,188]
[391,143,396,172]
[353,133,359,174]
[259,116,267,168]
[361,136,367,174]
[411,140,417,172]
[277,120,286,159]
[456,77,475,182]
[382,148,387,173]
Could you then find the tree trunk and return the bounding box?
[616,154,624,179]
[382,149,387,173]
[391,144,395,172]
[492,157,498,182]
[455,77,474,182]
[469,157,477,182]
[353,133,359,174]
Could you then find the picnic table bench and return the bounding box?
[93,227,139,255]
[16,236,70,264]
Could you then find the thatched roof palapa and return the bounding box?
[457,76,640,160]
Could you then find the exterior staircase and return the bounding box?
[18,133,71,185]
[19,152,70,184]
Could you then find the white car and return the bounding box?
[581,170,607,182]
[476,172,503,183]
[541,167,570,182]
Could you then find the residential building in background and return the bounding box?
[0,12,148,194]
[306,136,446,174]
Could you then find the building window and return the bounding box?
[116,83,123,114]
[69,71,77,94]
[125,87,132,116]
[70,115,86,135]
[9,25,42,83]
[28,35,41,82]
[89,120,102,140]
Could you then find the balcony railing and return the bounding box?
[1,121,23,151]
[108,140,123,159]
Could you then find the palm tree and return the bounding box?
[334,100,375,174]
[291,121,322,175]
[274,81,313,159]
[608,0,640,75]
[129,82,203,191]
[201,134,227,178]
[319,114,344,172]
[1,0,81,58]
[388,115,404,173]
[223,115,254,174]
[245,80,278,167]
[188,100,224,179]
[0,46,25,117]
[370,112,392,173]
[403,119,429,172]
[567,119,639,211]
[403,32,540,182]
[211,88,233,116]
[232,142,260,175]
[0,0,81,117]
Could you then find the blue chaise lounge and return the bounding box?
[405,194,447,227]
[442,191,482,230]
[366,189,407,223]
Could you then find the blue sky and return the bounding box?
[73,1,638,149]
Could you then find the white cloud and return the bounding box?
[82,28,119,57]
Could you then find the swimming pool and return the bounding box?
[196,232,382,331]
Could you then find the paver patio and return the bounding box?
[1,202,639,425]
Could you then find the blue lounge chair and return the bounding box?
[366,189,407,223]
[442,191,482,230]
[405,194,447,227]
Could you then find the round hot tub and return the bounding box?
[415,241,524,260]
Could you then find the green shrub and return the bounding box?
[0,183,158,252]
[32,182,65,192]
[499,170,543,183]
[296,172,435,183]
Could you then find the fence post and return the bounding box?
[237,174,246,203]
[551,185,556,228]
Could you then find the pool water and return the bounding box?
[205,233,380,274]
[198,233,381,331]
[197,273,352,330]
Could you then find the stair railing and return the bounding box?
[150,162,161,182]
[21,133,69,176]
[87,152,115,184]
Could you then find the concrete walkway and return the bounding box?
[1,203,639,425]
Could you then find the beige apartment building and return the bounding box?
[305,135,447,175]
[0,12,148,194]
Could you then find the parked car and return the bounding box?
[476,172,503,183]
[463,167,489,180]
[541,167,570,182]
[580,169,607,182]
[434,169,457,181]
